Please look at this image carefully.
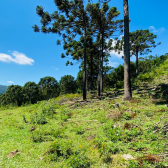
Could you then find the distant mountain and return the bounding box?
[0,85,8,95]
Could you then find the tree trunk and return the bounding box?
[100,32,104,93]
[98,33,101,96]
[90,53,93,91]
[136,50,139,77]
[83,27,87,100]
[123,0,132,101]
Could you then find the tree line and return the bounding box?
[0,76,73,106]
[1,54,167,107]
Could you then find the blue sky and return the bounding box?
[0,0,167,86]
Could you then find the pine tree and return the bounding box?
[86,2,123,95]
[32,0,91,100]
[113,29,161,77]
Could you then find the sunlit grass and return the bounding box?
[0,60,168,167]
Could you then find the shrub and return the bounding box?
[30,112,47,125]
[69,148,91,168]
[48,140,73,161]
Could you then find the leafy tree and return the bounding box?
[59,75,76,94]
[38,76,59,100]
[123,0,132,100]
[0,93,11,106]
[33,0,91,100]
[5,85,23,106]
[23,82,39,104]
[113,29,161,77]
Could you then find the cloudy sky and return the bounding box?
[0,0,167,86]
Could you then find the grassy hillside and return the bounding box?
[0,85,8,95]
[0,60,168,168]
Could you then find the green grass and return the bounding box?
[1,61,168,167]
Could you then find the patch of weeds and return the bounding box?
[132,140,148,151]
[42,105,55,118]
[69,148,92,168]
[30,112,47,125]
[61,115,69,122]
[100,141,120,156]
[108,104,114,109]
[58,96,69,104]
[76,126,85,135]
[43,128,65,138]
[22,114,28,123]
[123,127,142,142]
[31,128,66,142]
[15,124,25,129]
[60,108,69,121]
[73,102,81,108]
[31,132,44,142]
[94,135,109,148]
[148,133,158,141]
[144,111,154,117]
[122,112,131,120]
[67,112,73,118]
[47,140,73,161]
[103,122,122,142]
[100,116,107,123]
[127,160,140,168]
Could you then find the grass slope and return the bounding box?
[0,61,168,168]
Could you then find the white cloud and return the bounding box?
[149,26,165,34]
[106,38,124,58]
[109,50,123,58]
[0,51,34,65]
[108,61,119,68]
[7,81,14,84]
[51,66,58,70]
[119,35,124,39]
[130,56,136,62]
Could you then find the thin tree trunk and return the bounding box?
[83,27,87,100]
[136,50,139,77]
[90,53,93,91]
[123,0,132,101]
[100,32,104,93]
[98,32,101,96]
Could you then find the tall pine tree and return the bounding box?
[86,2,123,95]
[33,0,91,100]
